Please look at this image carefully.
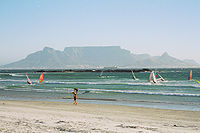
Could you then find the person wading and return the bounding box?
[73,88,78,105]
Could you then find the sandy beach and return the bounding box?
[0,100,199,133]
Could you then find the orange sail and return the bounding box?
[39,73,44,83]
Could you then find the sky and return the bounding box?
[0,0,200,65]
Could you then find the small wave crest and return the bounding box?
[8,73,24,77]
[0,79,26,82]
[80,88,200,97]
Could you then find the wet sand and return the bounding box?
[0,100,199,133]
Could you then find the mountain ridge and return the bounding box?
[1,46,199,69]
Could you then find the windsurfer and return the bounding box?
[39,73,44,83]
[27,80,32,85]
[26,74,32,85]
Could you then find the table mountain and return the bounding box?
[1,46,199,68]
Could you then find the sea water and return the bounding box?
[0,68,200,111]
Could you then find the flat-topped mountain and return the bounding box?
[1,46,199,68]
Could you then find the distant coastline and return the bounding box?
[0,68,151,73]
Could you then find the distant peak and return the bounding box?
[43,47,54,51]
[161,52,169,57]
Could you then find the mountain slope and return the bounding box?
[1,46,199,68]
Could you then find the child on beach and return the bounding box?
[73,88,78,105]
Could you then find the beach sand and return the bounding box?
[0,100,199,133]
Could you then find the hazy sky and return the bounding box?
[0,0,200,65]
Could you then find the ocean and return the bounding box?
[0,68,200,111]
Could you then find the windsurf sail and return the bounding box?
[99,71,103,77]
[39,73,44,83]
[26,73,32,85]
[157,73,165,81]
[149,71,153,82]
[152,71,158,84]
[195,80,200,84]
[189,70,192,80]
[131,71,136,80]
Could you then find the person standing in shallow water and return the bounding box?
[73,88,78,105]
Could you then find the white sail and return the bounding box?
[157,74,165,81]
[152,72,158,84]
[99,71,103,77]
[131,71,136,80]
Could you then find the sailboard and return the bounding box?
[189,70,192,80]
[39,73,44,83]
[26,73,32,85]
[131,71,137,80]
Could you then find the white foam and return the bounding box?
[80,88,200,97]
[8,73,24,77]
[0,79,26,82]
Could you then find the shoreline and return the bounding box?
[0,100,200,132]
[1,96,200,112]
